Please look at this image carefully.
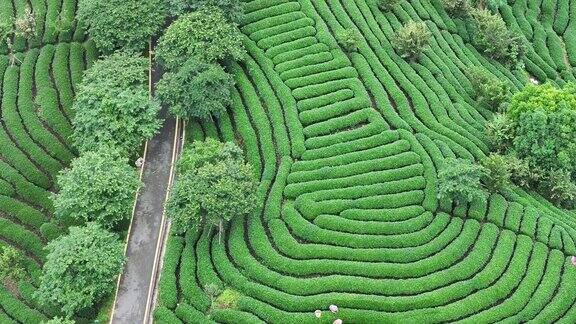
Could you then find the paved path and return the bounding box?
[110,61,179,323]
[110,106,176,324]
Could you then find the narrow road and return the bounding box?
[110,52,179,324]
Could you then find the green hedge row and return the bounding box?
[0,218,45,260]
[35,45,74,141]
[17,48,75,166]
[2,65,63,178]
[0,286,45,323]
[158,235,184,310]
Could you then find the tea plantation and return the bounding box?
[1,0,576,323]
[0,1,98,322]
[154,0,576,323]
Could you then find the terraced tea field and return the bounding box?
[0,1,98,322]
[154,0,576,323]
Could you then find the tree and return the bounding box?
[443,0,470,16]
[377,0,402,11]
[72,52,161,156]
[77,0,166,54]
[512,107,576,176]
[43,317,75,324]
[481,154,511,192]
[80,51,150,89]
[155,6,245,69]
[165,0,244,21]
[34,223,125,317]
[166,139,259,241]
[14,6,36,39]
[0,246,25,282]
[195,0,244,21]
[466,66,510,111]
[507,83,576,118]
[506,83,576,178]
[470,8,525,66]
[156,59,234,120]
[542,170,576,209]
[438,158,488,204]
[178,139,244,173]
[335,28,361,53]
[485,113,515,153]
[52,149,141,229]
[392,21,431,61]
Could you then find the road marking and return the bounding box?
[142,116,181,324]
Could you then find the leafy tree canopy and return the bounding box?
[178,138,244,173]
[43,317,75,324]
[52,149,141,229]
[0,246,25,282]
[512,107,576,175]
[466,66,510,111]
[443,0,470,16]
[77,0,167,53]
[335,28,361,53]
[470,8,525,66]
[485,113,515,153]
[438,158,488,204]
[34,223,125,317]
[506,83,576,176]
[156,59,234,120]
[155,6,245,69]
[81,51,149,89]
[167,0,244,22]
[481,153,512,192]
[72,52,161,156]
[392,21,431,61]
[166,139,259,238]
[377,0,402,11]
[507,82,576,118]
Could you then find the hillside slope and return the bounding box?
[157,0,576,322]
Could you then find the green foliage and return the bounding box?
[438,158,488,204]
[166,0,244,22]
[166,139,259,239]
[155,6,245,69]
[481,154,512,192]
[0,18,13,41]
[52,149,141,229]
[443,0,470,16]
[504,154,536,189]
[72,52,161,156]
[465,67,510,111]
[43,317,75,324]
[204,283,222,301]
[507,83,576,119]
[392,21,431,61]
[34,223,125,318]
[194,0,243,22]
[485,113,515,153]
[178,139,244,173]
[542,170,576,209]
[470,8,525,66]
[512,107,576,176]
[80,51,150,89]
[77,0,167,53]
[14,6,36,40]
[156,59,235,120]
[377,0,402,11]
[477,0,507,12]
[335,28,361,53]
[0,246,25,282]
[214,289,241,309]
